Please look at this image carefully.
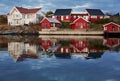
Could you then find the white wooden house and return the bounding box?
[7,6,45,26]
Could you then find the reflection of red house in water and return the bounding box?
[103,22,120,32]
[70,40,88,52]
[40,39,52,51]
[70,17,89,30]
[103,38,119,48]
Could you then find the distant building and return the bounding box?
[85,9,105,22]
[7,6,45,26]
[52,9,72,22]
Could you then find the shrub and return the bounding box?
[61,22,70,29]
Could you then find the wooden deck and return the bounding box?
[39,30,104,35]
[39,35,104,39]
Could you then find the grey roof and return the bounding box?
[47,18,60,23]
[54,9,72,16]
[86,9,104,16]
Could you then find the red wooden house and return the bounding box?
[52,9,72,22]
[40,18,61,30]
[103,38,119,48]
[70,17,89,30]
[85,9,104,22]
[103,22,120,32]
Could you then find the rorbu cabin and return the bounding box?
[85,9,104,22]
[103,22,120,32]
[52,9,72,22]
[70,17,89,30]
[41,18,61,31]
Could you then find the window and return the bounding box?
[61,16,63,20]
[16,15,19,17]
[66,16,69,19]
[80,23,83,28]
[112,26,114,31]
[100,16,103,19]
[74,16,76,18]
[91,16,97,18]
[51,23,53,27]
[23,15,25,18]
[104,27,107,30]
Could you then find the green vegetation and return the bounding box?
[88,39,109,50]
[90,14,120,31]
[60,40,71,47]
[61,22,70,29]
[45,11,53,17]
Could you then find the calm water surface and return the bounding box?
[0,36,120,81]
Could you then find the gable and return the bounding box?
[41,18,50,23]
[10,7,21,15]
[103,22,120,27]
[71,17,89,24]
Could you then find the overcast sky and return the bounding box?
[0,0,120,14]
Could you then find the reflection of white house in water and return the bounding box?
[8,42,39,62]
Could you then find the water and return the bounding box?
[0,36,120,81]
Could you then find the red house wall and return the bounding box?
[89,16,104,22]
[56,16,71,22]
[41,19,51,29]
[70,18,88,29]
[104,23,119,32]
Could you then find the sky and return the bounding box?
[0,0,120,14]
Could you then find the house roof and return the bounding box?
[54,9,72,16]
[103,22,120,27]
[86,9,104,16]
[41,17,61,23]
[47,18,61,23]
[15,6,41,14]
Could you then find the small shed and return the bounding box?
[41,18,61,31]
[103,22,120,32]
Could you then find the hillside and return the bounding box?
[90,15,120,31]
